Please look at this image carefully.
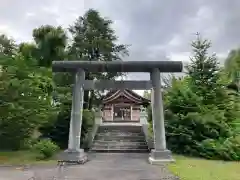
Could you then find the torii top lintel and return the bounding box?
[52,60,183,73]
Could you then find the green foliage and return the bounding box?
[32,139,59,160]
[0,54,57,150]
[165,111,234,155]
[147,105,152,123]
[39,104,95,149]
[18,42,38,60]
[0,34,17,56]
[21,138,39,150]
[187,34,222,105]
[68,9,129,109]
[165,77,202,115]
[148,34,240,161]
[0,9,127,156]
[33,25,67,67]
[199,135,240,161]
[225,49,240,82]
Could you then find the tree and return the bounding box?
[0,34,17,56]
[18,42,37,59]
[224,49,240,91]
[68,9,129,109]
[187,33,221,105]
[33,25,67,67]
[0,54,57,150]
[143,90,151,100]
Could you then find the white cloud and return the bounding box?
[0,0,238,70]
[167,52,191,62]
[25,12,36,18]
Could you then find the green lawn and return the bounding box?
[0,151,57,165]
[168,155,240,180]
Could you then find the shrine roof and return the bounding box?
[102,89,150,105]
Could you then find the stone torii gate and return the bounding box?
[52,60,183,164]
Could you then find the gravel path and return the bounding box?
[0,153,179,180]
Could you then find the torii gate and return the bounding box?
[52,60,183,165]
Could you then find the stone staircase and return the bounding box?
[90,125,149,153]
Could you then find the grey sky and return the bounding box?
[0,0,239,82]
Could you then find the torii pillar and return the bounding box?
[149,68,174,164]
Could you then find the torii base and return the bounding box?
[148,149,175,165]
[57,149,88,165]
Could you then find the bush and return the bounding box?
[147,80,240,160]
[0,55,57,150]
[198,135,240,161]
[39,103,95,149]
[81,109,95,140]
[21,138,39,150]
[32,139,59,160]
[165,110,233,155]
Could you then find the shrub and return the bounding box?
[81,109,95,140]
[0,55,57,150]
[165,110,235,156]
[21,138,39,150]
[198,135,240,161]
[39,104,95,149]
[148,106,240,160]
[32,139,59,160]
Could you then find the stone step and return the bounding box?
[98,126,142,133]
[93,140,147,146]
[97,132,145,137]
[91,144,149,149]
[95,135,146,141]
[91,125,148,153]
[98,129,143,133]
[91,148,149,153]
[98,131,143,135]
[94,136,146,142]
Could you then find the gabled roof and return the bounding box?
[102,89,150,105]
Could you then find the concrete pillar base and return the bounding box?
[58,149,88,164]
[148,149,175,165]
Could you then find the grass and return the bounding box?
[0,151,57,165]
[168,155,240,180]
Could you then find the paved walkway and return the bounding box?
[0,153,179,180]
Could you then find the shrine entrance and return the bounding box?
[52,60,183,165]
[113,105,131,121]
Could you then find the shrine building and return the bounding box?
[101,89,150,123]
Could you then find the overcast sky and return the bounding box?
[1,0,239,84]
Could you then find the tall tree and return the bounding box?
[0,34,17,56]
[187,33,221,105]
[18,42,38,61]
[224,49,240,90]
[68,9,129,109]
[33,25,67,67]
[0,54,57,150]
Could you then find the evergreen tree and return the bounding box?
[187,33,221,105]
[33,25,67,67]
[68,9,129,109]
